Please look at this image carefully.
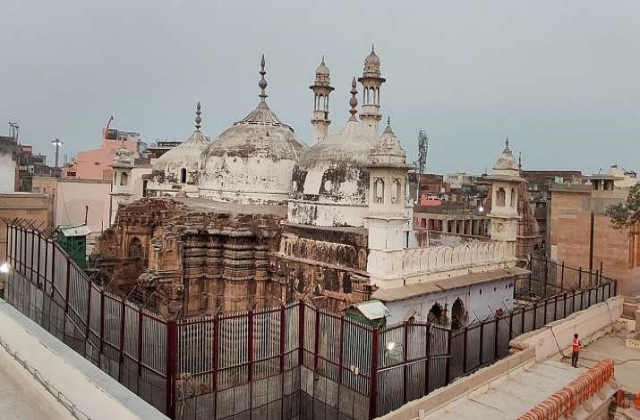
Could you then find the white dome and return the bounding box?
[153,130,209,176]
[293,119,375,201]
[199,101,307,204]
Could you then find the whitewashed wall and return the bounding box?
[0,152,16,193]
[383,277,514,326]
[368,241,516,288]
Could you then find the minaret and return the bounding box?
[485,138,524,261]
[358,45,386,135]
[109,143,135,225]
[310,56,334,144]
[365,118,412,252]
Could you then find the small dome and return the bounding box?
[370,120,407,167]
[153,130,209,176]
[315,57,330,77]
[363,46,381,77]
[493,139,518,171]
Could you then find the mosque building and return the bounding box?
[92,47,534,327]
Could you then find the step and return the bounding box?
[625,295,640,305]
[623,302,638,320]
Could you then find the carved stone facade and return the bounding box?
[92,198,286,317]
[274,224,372,313]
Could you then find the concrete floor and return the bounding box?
[0,347,72,420]
[570,333,640,392]
[421,361,583,420]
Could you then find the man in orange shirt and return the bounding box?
[572,333,582,367]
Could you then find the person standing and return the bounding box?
[572,333,582,367]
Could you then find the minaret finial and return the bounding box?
[259,54,268,101]
[195,101,202,130]
[518,152,522,170]
[349,77,358,121]
[387,116,391,126]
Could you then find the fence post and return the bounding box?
[50,243,56,298]
[528,270,532,293]
[532,302,537,329]
[478,323,484,366]
[509,312,514,340]
[402,322,408,404]
[30,229,35,281]
[313,307,320,374]
[338,315,344,386]
[425,324,431,394]
[213,314,220,392]
[166,320,177,419]
[543,257,548,296]
[463,326,468,372]
[137,309,144,382]
[35,232,41,288]
[560,262,565,292]
[494,317,499,360]
[84,284,92,357]
[369,328,379,420]
[99,291,105,354]
[118,299,126,382]
[445,327,453,384]
[553,295,558,321]
[578,267,582,290]
[64,259,71,315]
[298,302,305,367]
[248,309,254,383]
[280,305,286,374]
[521,306,525,334]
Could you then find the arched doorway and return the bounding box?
[451,298,468,330]
[427,302,444,325]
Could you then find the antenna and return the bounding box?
[51,138,63,169]
[417,130,429,174]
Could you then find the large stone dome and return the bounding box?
[198,56,308,204]
[289,117,379,227]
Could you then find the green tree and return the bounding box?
[607,184,640,230]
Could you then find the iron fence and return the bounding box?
[2,223,618,419]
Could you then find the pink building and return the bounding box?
[73,128,140,180]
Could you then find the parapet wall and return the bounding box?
[511,295,624,362]
[0,300,166,420]
[368,240,515,287]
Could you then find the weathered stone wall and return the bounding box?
[92,198,286,317]
[274,223,371,313]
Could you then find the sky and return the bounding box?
[1,0,639,175]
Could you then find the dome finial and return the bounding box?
[259,54,268,101]
[505,136,509,148]
[321,54,325,65]
[387,116,391,126]
[349,77,358,121]
[195,101,202,130]
[372,43,375,52]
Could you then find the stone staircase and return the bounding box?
[623,295,640,320]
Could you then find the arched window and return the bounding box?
[496,187,506,206]
[428,302,445,325]
[390,178,402,204]
[374,178,385,203]
[120,172,128,186]
[451,298,468,330]
[180,168,187,184]
[510,188,516,207]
